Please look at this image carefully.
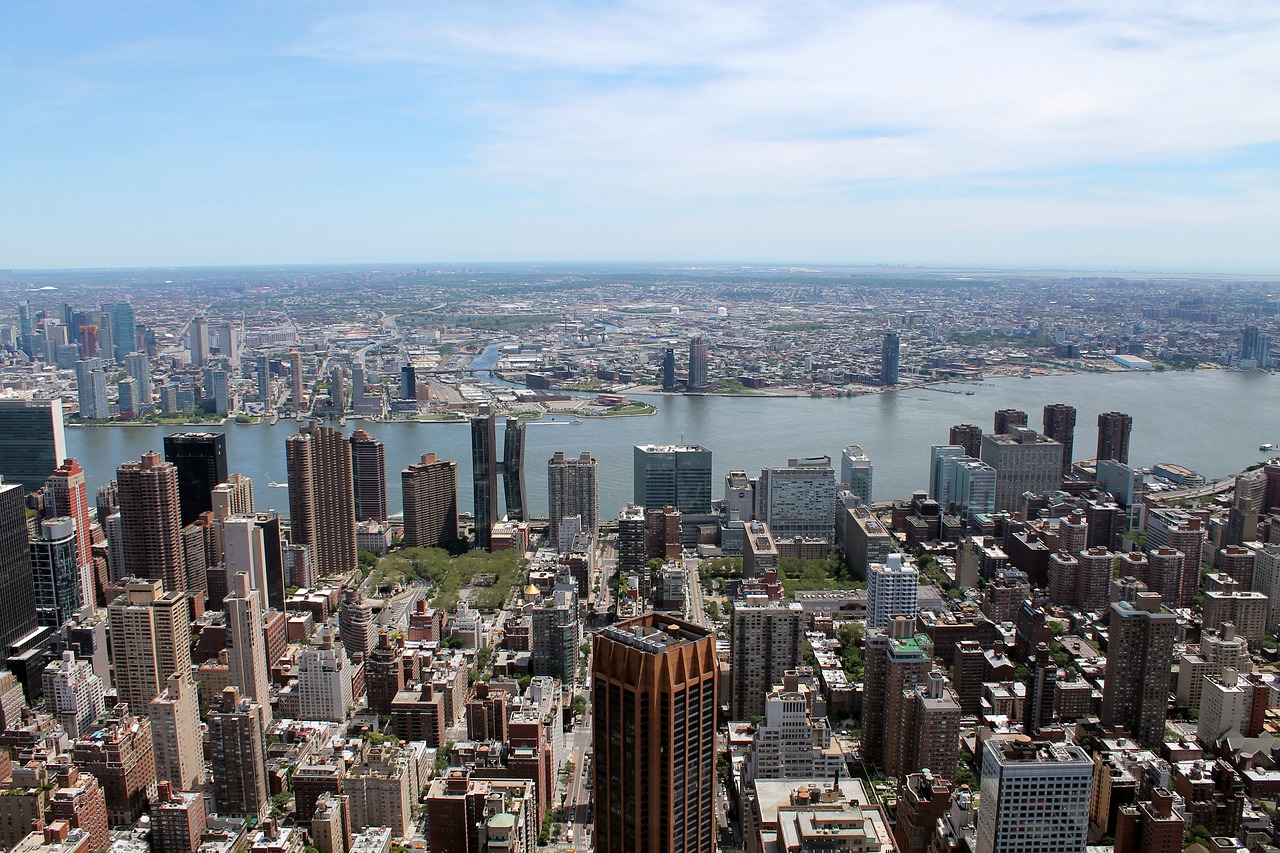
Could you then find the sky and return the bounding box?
[2,1,1280,272]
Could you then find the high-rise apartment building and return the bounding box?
[1145,507,1205,606]
[107,579,192,709]
[287,421,358,576]
[633,444,713,513]
[75,358,110,419]
[471,406,499,550]
[949,423,982,458]
[592,615,717,853]
[349,430,387,522]
[729,600,805,720]
[297,626,354,722]
[976,739,1092,853]
[880,332,900,386]
[401,453,458,549]
[30,518,83,627]
[152,783,207,853]
[840,445,873,503]
[164,432,229,527]
[979,427,1064,513]
[291,350,305,410]
[1041,403,1076,474]
[147,672,204,792]
[339,588,375,662]
[502,416,527,522]
[861,616,931,771]
[45,457,96,610]
[616,504,649,599]
[1102,594,1176,748]
[207,686,270,820]
[117,451,185,593]
[1097,411,1133,464]
[903,671,962,782]
[548,451,599,551]
[0,398,67,492]
[756,456,837,542]
[688,335,709,391]
[41,650,106,739]
[0,481,39,648]
[365,631,405,717]
[992,409,1027,435]
[226,572,273,731]
[867,554,920,628]
[531,587,580,684]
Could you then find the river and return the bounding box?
[65,370,1279,519]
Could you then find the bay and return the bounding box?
[64,370,1280,520]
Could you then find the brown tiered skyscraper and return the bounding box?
[401,453,458,549]
[1042,403,1077,475]
[107,579,192,711]
[1102,593,1176,748]
[207,686,269,821]
[1097,411,1133,464]
[592,615,717,853]
[286,421,357,577]
[948,423,982,458]
[117,451,184,593]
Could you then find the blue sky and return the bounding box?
[3,1,1280,271]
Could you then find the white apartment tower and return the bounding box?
[840,446,873,504]
[867,554,920,628]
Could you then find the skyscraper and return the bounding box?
[75,358,110,419]
[0,399,67,493]
[502,416,527,522]
[531,587,580,684]
[592,615,717,853]
[992,408,1028,435]
[349,430,387,522]
[401,453,459,550]
[291,350,305,410]
[226,572,272,731]
[729,600,805,720]
[400,364,417,401]
[471,406,498,550]
[880,332,900,386]
[0,481,38,650]
[1041,403,1076,475]
[110,302,136,362]
[949,423,982,458]
[117,452,185,593]
[255,355,270,401]
[756,456,837,542]
[616,504,649,600]
[107,579,192,710]
[189,317,209,367]
[687,335,709,391]
[633,444,713,513]
[661,347,677,391]
[840,445,873,503]
[30,518,83,627]
[123,352,152,413]
[147,672,204,792]
[979,427,1064,513]
[976,739,1092,853]
[17,300,34,358]
[1101,593,1176,748]
[44,458,95,610]
[339,588,375,662]
[548,451,599,551]
[1097,411,1133,464]
[164,432,229,527]
[286,421,358,576]
[207,686,270,821]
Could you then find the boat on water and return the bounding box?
[267,481,288,488]
[964,391,975,396]
[1262,443,1275,452]
[571,419,583,424]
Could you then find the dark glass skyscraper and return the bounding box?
[592,615,718,853]
[633,444,713,514]
[661,347,677,391]
[0,398,68,493]
[502,416,526,522]
[687,336,709,391]
[881,332,900,386]
[1042,403,1077,475]
[350,429,387,522]
[400,364,417,400]
[164,432,229,526]
[471,406,498,550]
[0,482,38,650]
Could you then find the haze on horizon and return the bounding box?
[3,1,1280,273]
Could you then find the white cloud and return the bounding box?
[296,0,1280,204]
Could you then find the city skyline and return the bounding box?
[4,3,1280,271]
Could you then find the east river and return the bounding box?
[65,370,1280,519]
